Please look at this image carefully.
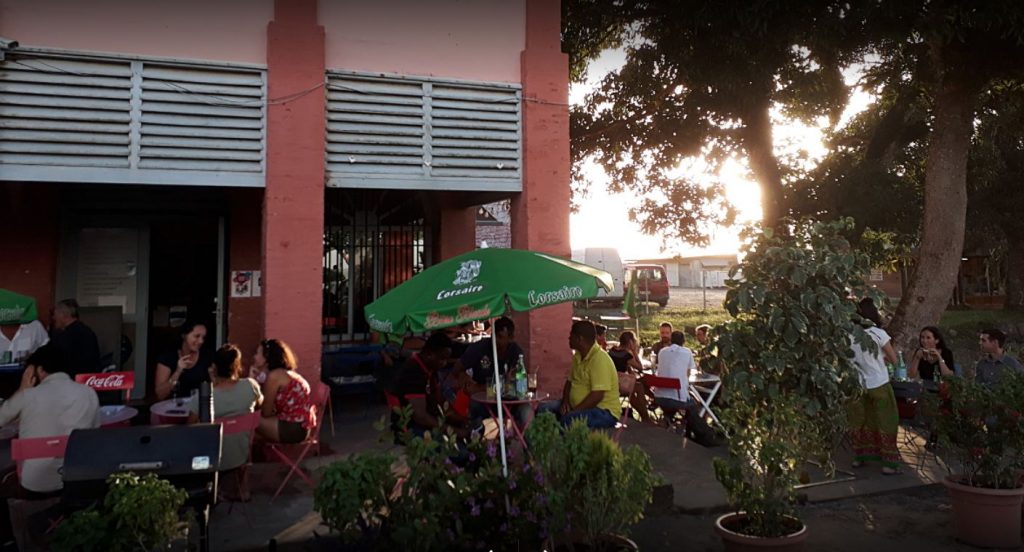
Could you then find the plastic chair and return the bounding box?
[217,411,261,521]
[264,382,331,502]
[8,435,70,536]
[75,371,135,403]
[640,375,687,427]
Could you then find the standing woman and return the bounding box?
[154,321,212,400]
[848,298,901,475]
[252,339,316,443]
[908,326,956,382]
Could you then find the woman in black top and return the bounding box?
[908,325,956,382]
[608,331,644,373]
[154,321,213,400]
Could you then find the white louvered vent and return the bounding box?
[326,72,521,191]
[0,53,266,187]
[140,64,265,173]
[0,57,132,168]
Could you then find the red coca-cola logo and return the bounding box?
[76,371,135,391]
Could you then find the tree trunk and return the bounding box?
[887,72,977,350]
[743,99,785,227]
[1005,238,1024,310]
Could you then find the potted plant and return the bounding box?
[711,218,877,551]
[52,472,188,551]
[315,413,553,551]
[525,413,656,552]
[925,372,1024,548]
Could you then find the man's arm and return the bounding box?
[406,395,439,429]
[559,380,572,415]
[0,367,35,427]
[570,390,605,412]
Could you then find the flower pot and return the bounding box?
[942,475,1024,549]
[714,513,808,552]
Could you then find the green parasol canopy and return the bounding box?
[364,248,613,334]
[0,288,39,325]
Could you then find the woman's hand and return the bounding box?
[177,353,198,371]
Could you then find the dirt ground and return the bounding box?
[630,484,1022,551]
[664,287,729,311]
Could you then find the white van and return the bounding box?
[571,247,625,303]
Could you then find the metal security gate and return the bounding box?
[323,189,429,342]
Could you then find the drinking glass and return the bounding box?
[527,372,538,393]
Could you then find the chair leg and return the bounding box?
[268,445,315,502]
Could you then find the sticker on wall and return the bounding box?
[252,271,262,297]
[231,271,253,298]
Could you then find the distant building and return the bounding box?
[625,254,739,288]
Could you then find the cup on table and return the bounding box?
[527,371,538,393]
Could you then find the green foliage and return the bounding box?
[52,472,187,552]
[924,373,1024,489]
[526,413,656,549]
[712,218,876,537]
[315,428,552,551]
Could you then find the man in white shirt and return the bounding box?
[654,331,694,404]
[0,319,49,363]
[0,343,100,493]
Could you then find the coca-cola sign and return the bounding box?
[75,371,135,391]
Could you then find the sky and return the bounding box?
[568,50,873,261]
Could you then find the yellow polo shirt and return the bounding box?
[569,343,622,418]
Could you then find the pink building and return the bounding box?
[0,0,571,397]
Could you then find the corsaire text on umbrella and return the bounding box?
[436,284,484,301]
[527,285,584,307]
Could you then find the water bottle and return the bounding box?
[896,350,907,381]
[515,354,527,399]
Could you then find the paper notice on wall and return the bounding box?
[252,271,262,297]
[231,271,253,298]
[97,295,127,311]
[169,306,188,327]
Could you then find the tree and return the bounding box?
[565,0,861,244]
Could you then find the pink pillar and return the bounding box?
[511,0,572,393]
[263,0,325,381]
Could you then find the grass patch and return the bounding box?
[574,302,731,348]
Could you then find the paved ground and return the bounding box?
[201,397,1000,552]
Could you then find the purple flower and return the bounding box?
[468,453,477,462]
[471,504,481,517]
[509,506,521,517]
[508,479,517,490]
[533,472,544,485]
[487,442,497,458]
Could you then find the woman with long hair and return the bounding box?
[154,321,211,400]
[908,325,956,381]
[189,344,262,477]
[848,298,901,475]
[252,339,316,444]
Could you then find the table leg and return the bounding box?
[689,386,722,427]
[484,404,529,451]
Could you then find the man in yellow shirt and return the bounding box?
[542,320,621,428]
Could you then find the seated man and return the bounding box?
[452,317,530,426]
[389,332,467,439]
[49,299,101,376]
[646,331,716,441]
[0,344,101,546]
[972,328,1024,387]
[540,320,621,429]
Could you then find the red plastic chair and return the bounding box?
[640,375,687,427]
[218,411,261,519]
[264,382,331,502]
[10,435,69,480]
[75,371,135,403]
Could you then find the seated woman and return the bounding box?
[908,325,956,383]
[252,339,316,444]
[609,331,653,424]
[188,344,262,496]
[154,321,212,401]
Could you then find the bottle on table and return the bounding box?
[515,354,527,399]
[896,350,907,381]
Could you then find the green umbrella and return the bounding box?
[0,288,39,325]
[364,248,613,334]
[364,248,613,475]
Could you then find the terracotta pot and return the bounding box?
[942,475,1024,549]
[714,513,808,552]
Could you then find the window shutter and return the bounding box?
[0,57,132,168]
[326,71,521,191]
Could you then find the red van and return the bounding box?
[626,264,670,307]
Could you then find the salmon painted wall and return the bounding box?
[0,0,272,65]
[320,0,524,83]
[227,188,264,372]
[0,183,59,326]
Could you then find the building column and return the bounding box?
[227,188,264,371]
[263,0,325,381]
[511,0,572,393]
[438,194,478,260]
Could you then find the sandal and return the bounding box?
[881,466,900,476]
[851,460,864,468]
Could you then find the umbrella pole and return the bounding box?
[491,317,509,477]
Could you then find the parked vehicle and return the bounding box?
[572,247,625,304]
[626,263,670,307]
